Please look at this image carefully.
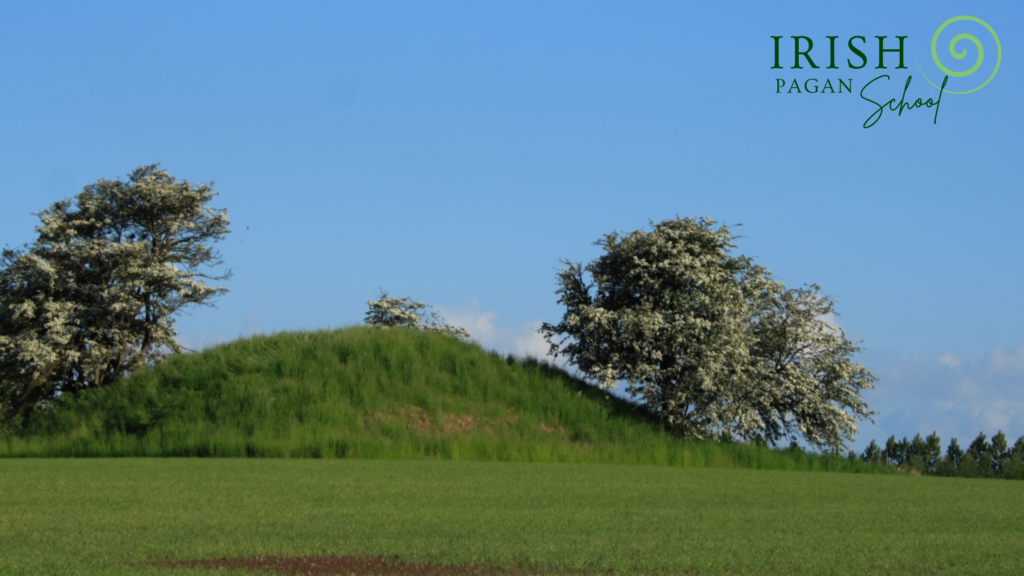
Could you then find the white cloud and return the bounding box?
[817,311,841,331]
[512,327,551,359]
[434,301,627,399]
[988,344,1024,374]
[855,346,1024,451]
[435,300,554,361]
[937,353,961,369]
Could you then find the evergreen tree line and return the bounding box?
[860,431,1024,480]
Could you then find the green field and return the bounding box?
[1,458,1022,575]
[2,327,1019,574]
[1,327,880,475]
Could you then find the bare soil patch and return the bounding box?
[150,554,590,576]
[369,405,519,437]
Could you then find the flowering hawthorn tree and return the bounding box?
[365,291,470,340]
[540,217,875,452]
[0,165,230,429]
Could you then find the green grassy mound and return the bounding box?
[1,327,884,472]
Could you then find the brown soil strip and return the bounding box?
[150,554,588,576]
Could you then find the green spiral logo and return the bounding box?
[917,16,1001,94]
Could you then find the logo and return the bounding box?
[918,16,1001,95]
[772,16,1001,128]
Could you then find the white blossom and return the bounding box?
[365,291,470,341]
[540,217,875,452]
[0,165,230,429]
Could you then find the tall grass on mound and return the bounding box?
[2,327,887,473]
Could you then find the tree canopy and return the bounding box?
[863,430,1024,480]
[365,290,470,340]
[540,216,875,452]
[0,165,230,429]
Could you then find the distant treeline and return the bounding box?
[860,431,1024,480]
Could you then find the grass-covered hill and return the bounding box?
[2,326,884,472]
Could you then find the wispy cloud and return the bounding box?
[855,346,1024,450]
[988,344,1024,374]
[434,301,552,360]
[435,301,633,401]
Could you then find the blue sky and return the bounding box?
[1,1,1020,451]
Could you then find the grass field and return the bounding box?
[1,327,882,475]
[1,458,1022,576]
[4,327,1016,574]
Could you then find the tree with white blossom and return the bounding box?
[365,291,470,340]
[540,216,875,452]
[0,165,230,430]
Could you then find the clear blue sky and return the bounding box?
[1,1,1020,450]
